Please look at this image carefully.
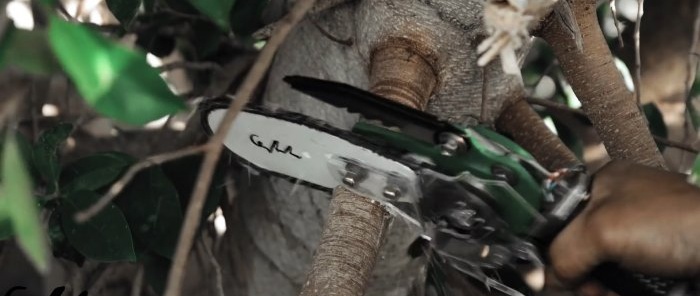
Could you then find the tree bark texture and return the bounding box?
[539,0,666,168]
[223,1,533,295]
[496,97,581,170]
[299,38,437,296]
[299,187,391,296]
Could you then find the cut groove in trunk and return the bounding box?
[539,0,666,168]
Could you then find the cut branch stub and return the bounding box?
[299,41,437,296]
[539,1,667,168]
[369,41,438,109]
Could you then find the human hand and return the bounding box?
[547,160,700,292]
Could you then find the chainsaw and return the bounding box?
[200,76,688,296]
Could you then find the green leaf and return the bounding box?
[47,209,85,265]
[1,133,50,274]
[161,155,224,225]
[48,17,186,125]
[143,0,156,13]
[59,190,136,261]
[0,197,13,240]
[229,0,267,37]
[0,218,12,240]
[33,123,72,191]
[642,103,668,152]
[106,0,142,27]
[60,152,135,194]
[690,155,700,187]
[114,167,183,259]
[188,0,235,31]
[143,252,171,295]
[0,25,60,75]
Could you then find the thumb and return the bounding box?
[548,214,604,284]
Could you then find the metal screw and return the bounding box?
[438,133,466,156]
[491,164,518,186]
[342,162,367,187]
[382,184,402,199]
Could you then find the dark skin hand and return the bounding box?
[548,161,700,294]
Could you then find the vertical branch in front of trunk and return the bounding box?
[539,0,666,168]
[299,41,437,296]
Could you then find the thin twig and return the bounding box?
[685,3,700,101]
[609,0,624,48]
[526,97,699,154]
[633,0,645,106]
[157,61,224,73]
[74,145,208,222]
[162,0,318,295]
[526,97,586,116]
[652,136,699,154]
[130,265,144,296]
[481,68,488,123]
[681,3,700,171]
[198,239,225,296]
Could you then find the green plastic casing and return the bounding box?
[352,122,544,235]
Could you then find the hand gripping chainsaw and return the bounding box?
[201,76,689,296]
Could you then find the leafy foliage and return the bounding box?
[48,17,186,125]
[33,123,73,193]
[188,0,236,31]
[0,0,269,292]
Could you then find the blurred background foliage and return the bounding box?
[0,0,697,294]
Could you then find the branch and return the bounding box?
[538,0,666,168]
[633,0,645,106]
[526,97,585,117]
[685,3,700,101]
[526,98,699,154]
[74,145,208,223]
[496,97,580,170]
[157,61,223,73]
[162,0,318,295]
[609,0,624,48]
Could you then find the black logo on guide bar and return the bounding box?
[249,134,302,159]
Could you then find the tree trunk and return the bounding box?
[221,1,531,295]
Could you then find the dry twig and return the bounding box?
[162,0,318,295]
[130,266,145,296]
[609,0,624,48]
[633,0,645,106]
[74,145,208,222]
[685,3,700,101]
[526,98,699,154]
[157,61,224,73]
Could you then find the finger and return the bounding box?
[549,212,603,283]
